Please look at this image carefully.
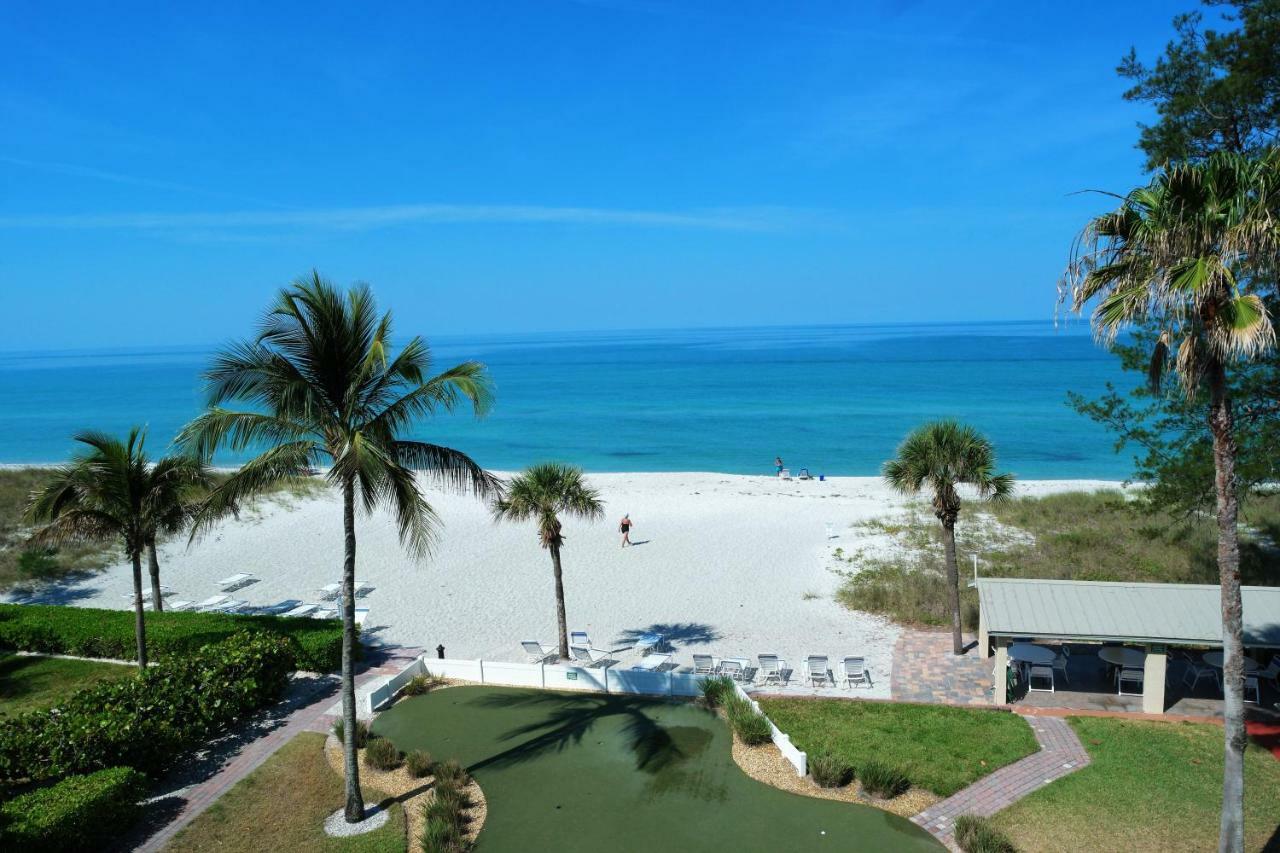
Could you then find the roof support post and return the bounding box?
[978,602,990,658]
[993,637,1009,706]
[1142,644,1167,714]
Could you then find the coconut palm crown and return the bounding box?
[883,420,1013,656]
[178,271,499,823]
[492,463,604,659]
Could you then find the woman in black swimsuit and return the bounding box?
[619,514,632,548]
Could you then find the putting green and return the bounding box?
[372,686,941,852]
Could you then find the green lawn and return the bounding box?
[165,732,405,853]
[0,652,136,717]
[993,717,1280,853]
[757,697,1039,796]
[372,686,941,852]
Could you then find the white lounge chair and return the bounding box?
[312,608,338,620]
[522,641,557,663]
[632,653,671,672]
[842,656,871,689]
[353,579,374,597]
[1117,667,1143,696]
[570,631,591,647]
[318,583,341,600]
[719,659,746,682]
[284,604,319,618]
[692,654,718,676]
[757,654,784,686]
[195,594,230,612]
[216,573,256,591]
[805,656,831,688]
[208,599,248,614]
[167,600,194,612]
[569,645,612,668]
[1029,664,1055,693]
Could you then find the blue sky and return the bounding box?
[1,1,1195,350]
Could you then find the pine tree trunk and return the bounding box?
[130,550,148,669]
[341,475,365,823]
[551,543,569,660]
[1208,360,1245,853]
[940,517,964,656]
[147,540,164,613]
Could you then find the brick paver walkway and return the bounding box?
[133,645,422,852]
[891,629,992,706]
[909,715,1090,850]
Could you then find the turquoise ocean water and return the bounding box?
[0,322,1136,479]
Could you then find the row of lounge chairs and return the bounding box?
[121,576,369,624]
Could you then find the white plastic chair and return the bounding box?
[842,656,871,689]
[757,654,783,686]
[569,645,612,668]
[1118,667,1144,696]
[719,659,745,682]
[806,656,830,688]
[692,654,718,676]
[522,641,557,663]
[1028,664,1055,693]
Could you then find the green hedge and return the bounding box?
[0,603,344,672]
[0,630,294,781]
[0,766,145,852]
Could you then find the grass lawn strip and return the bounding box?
[164,732,405,853]
[992,716,1280,853]
[757,696,1039,797]
[0,652,136,716]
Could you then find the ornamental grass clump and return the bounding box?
[954,815,1018,853]
[698,675,734,708]
[432,757,470,786]
[364,736,401,772]
[332,718,371,748]
[406,750,434,778]
[858,760,910,798]
[401,673,438,697]
[420,771,472,852]
[725,695,772,746]
[809,752,854,788]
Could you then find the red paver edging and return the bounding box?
[909,715,1089,851]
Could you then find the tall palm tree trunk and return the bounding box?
[1209,361,1245,853]
[550,543,569,660]
[147,540,164,613]
[939,517,964,656]
[130,550,148,669]
[341,475,365,823]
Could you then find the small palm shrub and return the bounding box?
[809,753,853,788]
[954,815,1017,853]
[332,718,371,748]
[698,675,734,708]
[432,758,470,785]
[406,750,434,778]
[858,760,910,798]
[364,736,401,771]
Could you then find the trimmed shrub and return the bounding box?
[698,675,734,708]
[364,736,401,771]
[809,753,853,788]
[0,766,146,851]
[0,603,345,672]
[0,631,294,781]
[332,718,371,748]
[406,749,434,778]
[954,815,1018,853]
[858,760,910,798]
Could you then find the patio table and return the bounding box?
[1009,643,1056,665]
[1098,647,1146,668]
[1202,651,1259,673]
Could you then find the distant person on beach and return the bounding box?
[619,513,633,547]
[775,456,784,476]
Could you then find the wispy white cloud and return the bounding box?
[0,156,287,208]
[0,203,798,232]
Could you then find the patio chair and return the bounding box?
[522,641,557,663]
[1257,655,1280,689]
[1028,664,1055,693]
[757,654,783,687]
[1118,667,1144,696]
[805,656,831,688]
[842,656,872,689]
[719,659,746,682]
[1244,676,1262,705]
[570,631,591,648]
[1182,659,1220,693]
[569,645,612,668]
[692,654,718,676]
[1051,647,1071,685]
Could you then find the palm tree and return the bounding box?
[492,463,604,659]
[883,420,1014,656]
[178,271,498,824]
[25,428,212,667]
[1062,150,1280,852]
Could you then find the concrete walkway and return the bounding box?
[131,645,422,852]
[909,715,1090,851]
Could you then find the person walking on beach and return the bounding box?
[619,513,633,547]
[775,456,784,477]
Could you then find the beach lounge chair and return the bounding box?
[284,604,320,618]
[522,641,558,663]
[757,654,784,686]
[216,573,256,592]
[1117,667,1143,696]
[569,645,612,668]
[632,653,672,672]
[805,656,831,688]
[209,599,248,614]
[842,656,871,689]
[312,608,338,620]
[719,659,746,682]
[692,654,718,676]
[318,583,341,600]
[570,631,591,648]
[167,600,194,612]
[195,594,231,612]
[353,580,374,597]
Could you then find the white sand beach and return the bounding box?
[10,473,1125,697]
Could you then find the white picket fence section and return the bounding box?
[369,655,807,777]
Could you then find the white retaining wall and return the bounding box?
[373,655,807,777]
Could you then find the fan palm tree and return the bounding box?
[25,428,212,667]
[178,271,498,824]
[1062,150,1280,852]
[492,463,604,659]
[883,420,1014,656]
